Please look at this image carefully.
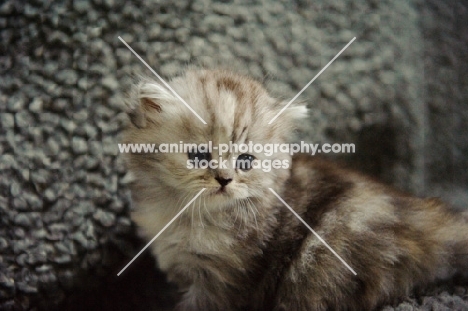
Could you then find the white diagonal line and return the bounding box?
[117,188,206,276]
[268,37,356,124]
[268,188,357,275]
[118,36,207,125]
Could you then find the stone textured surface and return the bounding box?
[0,0,467,310]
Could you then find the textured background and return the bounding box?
[1,0,467,310]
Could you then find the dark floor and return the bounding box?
[59,252,178,311]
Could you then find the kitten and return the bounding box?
[122,69,468,311]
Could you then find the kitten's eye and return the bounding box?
[236,154,256,171]
[188,151,211,162]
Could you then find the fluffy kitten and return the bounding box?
[122,69,468,310]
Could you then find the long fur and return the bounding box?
[122,69,468,310]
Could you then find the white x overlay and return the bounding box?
[117,188,206,276]
[268,37,356,124]
[117,34,357,277]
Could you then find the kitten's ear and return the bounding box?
[126,98,159,128]
[276,101,308,125]
[283,103,308,121]
[125,81,175,128]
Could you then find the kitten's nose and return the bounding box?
[215,177,232,187]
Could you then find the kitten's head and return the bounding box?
[123,69,307,208]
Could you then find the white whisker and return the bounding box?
[234,200,243,235]
[247,197,259,231]
[190,192,196,235]
[198,196,205,228]
[203,196,216,225]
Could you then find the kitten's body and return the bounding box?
[123,69,468,310]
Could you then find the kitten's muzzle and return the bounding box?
[215,177,232,188]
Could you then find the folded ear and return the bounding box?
[125,81,175,128]
[282,102,308,122]
[269,100,308,128]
